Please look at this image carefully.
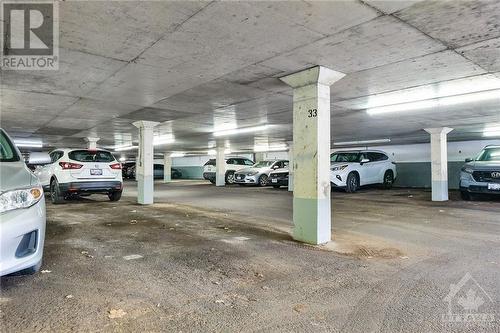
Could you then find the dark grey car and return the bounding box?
[459,145,500,200]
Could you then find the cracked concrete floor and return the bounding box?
[1,181,499,332]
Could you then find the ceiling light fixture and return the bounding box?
[333,139,391,146]
[114,145,138,151]
[170,152,185,158]
[13,140,43,148]
[213,125,269,137]
[254,144,288,152]
[153,135,175,146]
[367,89,500,115]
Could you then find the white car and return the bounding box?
[203,157,255,184]
[35,148,123,204]
[234,160,289,186]
[0,129,50,276]
[330,150,397,192]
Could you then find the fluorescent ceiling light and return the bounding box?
[153,135,175,146]
[254,144,288,152]
[14,140,43,148]
[333,139,391,146]
[213,125,269,137]
[115,145,138,151]
[207,149,231,155]
[170,152,185,158]
[367,89,500,115]
[483,131,500,137]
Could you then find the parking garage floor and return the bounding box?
[1,181,499,332]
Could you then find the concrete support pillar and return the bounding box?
[424,127,453,201]
[280,66,345,245]
[287,141,293,192]
[132,121,159,204]
[254,152,265,162]
[163,154,172,183]
[85,137,100,150]
[215,145,226,186]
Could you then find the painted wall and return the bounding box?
[170,140,500,187]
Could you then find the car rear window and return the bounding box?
[204,159,216,166]
[69,150,115,162]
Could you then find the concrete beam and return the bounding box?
[132,121,159,204]
[280,66,345,245]
[424,127,453,201]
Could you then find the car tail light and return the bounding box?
[110,163,122,170]
[59,162,83,169]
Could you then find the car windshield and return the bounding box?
[475,148,500,161]
[204,159,216,166]
[253,161,274,168]
[0,130,20,162]
[69,150,115,162]
[331,152,361,163]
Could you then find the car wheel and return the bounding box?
[258,174,268,187]
[238,183,246,186]
[209,179,216,184]
[345,173,359,193]
[383,170,394,189]
[108,190,122,202]
[460,190,471,201]
[50,178,65,204]
[225,172,235,184]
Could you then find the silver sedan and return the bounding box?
[234,160,289,186]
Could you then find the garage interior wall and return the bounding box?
[169,140,500,189]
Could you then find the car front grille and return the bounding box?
[472,171,500,183]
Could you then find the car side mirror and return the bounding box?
[465,158,473,163]
[360,158,370,165]
[28,152,51,165]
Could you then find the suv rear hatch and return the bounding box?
[67,150,119,180]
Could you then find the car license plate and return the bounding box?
[271,178,278,183]
[90,169,102,175]
[488,183,500,191]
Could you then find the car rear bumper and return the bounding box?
[203,172,215,181]
[59,181,123,194]
[0,198,46,276]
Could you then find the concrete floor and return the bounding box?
[1,181,499,332]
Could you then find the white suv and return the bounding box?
[203,157,255,184]
[35,148,123,203]
[330,150,397,192]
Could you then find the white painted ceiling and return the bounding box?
[1,0,500,155]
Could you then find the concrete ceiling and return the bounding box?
[1,0,500,154]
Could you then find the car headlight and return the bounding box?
[461,167,474,174]
[248,171,259,176]
[0,186,43,214]
[331,165,348,172]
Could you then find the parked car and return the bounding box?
[330,150,397,192]
[235,160,289,186]
[203,157,255,184]
[460,145,500,200]
[0,129,50,276]
[122,162,136,179]
[34,148,123,203]
[268,167,289,188]
[127,164,182,180]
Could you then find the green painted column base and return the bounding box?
[293,197,331,245]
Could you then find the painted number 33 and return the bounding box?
[307,109,317,118]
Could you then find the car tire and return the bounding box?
[225,171,235,184]
[460,190,471,201]
[383,170,394,189]
[108,190,122,202]
[209,179,216,184]
[345,173,359,193]
[238,183,246,186]
[50,178,65,204]
[258,174,268,187]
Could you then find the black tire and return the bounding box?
[225,172,235,184]
[460,190,471,201]
[258,174,268,187]
[383,170,394,189]
[209,179,215,184]
[108,190,122,202]
[345,173,359,193]
[238,183,246,186]
[50,178,65,204]
[273,185,281,189]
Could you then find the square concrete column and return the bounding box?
[163,154,172,183]
[287,141,293,192]
[132,121,159,204]
[254,152,265,162]
[215,146,226,186]
[280,66,345,244]
[85,137,100,150]
[424,127,453,201]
